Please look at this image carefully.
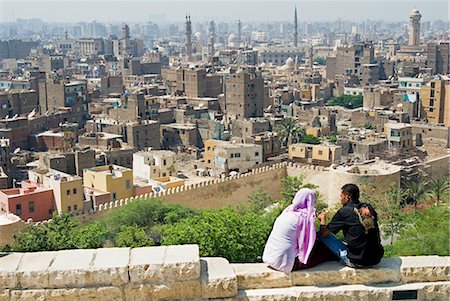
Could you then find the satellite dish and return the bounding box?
[13,147,21,154]
[397,103,403,108]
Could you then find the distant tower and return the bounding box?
[309,45,314,69]
[122,24,130,39]
[237,19,242,47]
[208,20,216,57]
[408,9,422,46]
[294,6,298,47]
[185,14,193,57]
[64,29,68,40]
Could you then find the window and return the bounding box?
[29,201,35,213]
[162,172,167,177]
[207,160,211,164]
[73,188,77,195]
[235,153,241,158]
[67,189,70,196]
[430,99,434,107]
[318,150,323,155]
[112,193,117,201]
[230,154,234,158]
[255,152,259,156]
[16,204,22,216]
[163,159,167,166]
[74,204,78,211]
[430,108,434,112]
[67,206,71,212]
[126,180,131,189]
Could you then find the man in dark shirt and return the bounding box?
[317,183,384,267]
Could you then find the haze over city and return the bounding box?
[1,0,449,23]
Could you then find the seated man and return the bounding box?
[317,183,384,267]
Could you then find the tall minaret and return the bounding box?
[237,19,242,47]
[408,8,422,46]
[294,6,298,47]
[208,20,216,57]
[185,14,193,57]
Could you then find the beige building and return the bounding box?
[421,76,450,127]
[204,140,263,175]
[83,165,133,202]
[28,168,84,214]
[385,122,413,151]
[133,151,178,180]
[289,143,342,166]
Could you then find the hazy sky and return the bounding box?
[1,0,448,23]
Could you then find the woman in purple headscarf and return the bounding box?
[262,188,329,272]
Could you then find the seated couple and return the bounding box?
[262,184,384,272]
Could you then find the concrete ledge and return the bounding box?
[400,256,450,283]
[201,258,238,298]
[0,253,22,289]
[213,281,450,301]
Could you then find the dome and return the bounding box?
[228,34,237,43]
[286,57,295,67]
[194,32,202,40]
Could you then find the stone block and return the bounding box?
[91,248,130,287]
[201,258,238,298]
[124,280,201,300]
[48,287,124,301]
[400,256,450,283]
[129,245,200,284]
[232,263,292,290]
[0,290,9,301]
[48,249,95,288]
[292,258,401,286]
[10,289,47,301]
[17,251,57,289]
[0,253,23,289]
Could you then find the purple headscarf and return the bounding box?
[284,188,317,264]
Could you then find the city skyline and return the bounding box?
[1,0,448,23]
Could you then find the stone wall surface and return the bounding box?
[0,245,449,300]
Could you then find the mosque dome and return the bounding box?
[286,57,295,67]
[194,32,202,41]
[228,34,238,43]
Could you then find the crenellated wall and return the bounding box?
[0,245,448,301]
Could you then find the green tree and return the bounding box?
[160,207,272,262]
[115,225,154,248]
[378,184,405,244]
[385,205,449,257]
[247,188,274,213]
[404,179,429,211]
[73,221,109,249]
[280,176,327,211]
[276,118,305,146]
[12,224,50,252]
[427,177,449,206]
[327,135,337,143]
[327,95,363,109]
[301,134,321,145]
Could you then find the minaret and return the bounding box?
[237,19,242,48]
[64,29,68,40]
[122,24,130,39]
[408,9,422,46]
[185,14,193,57]
[208,20,216,57]
[294,6,298,47]
[309,45,314,69]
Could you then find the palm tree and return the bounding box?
[383,183,405,244]
[276,118,305,147]
[427,177,449,206]
[405,179,429,211]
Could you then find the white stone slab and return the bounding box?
[48,287,124,301]
[400,256,450,283]
[201,257,238,299]
[10,289,47,301]
[48,249,95,288]
[128,246,167,284]
[162,245,200,281]
[17,251,57,289]
[91,248,130,287]
[0,289,9,301]
[124,280,201,301]
[232,263,293,290]
[0,253,23,289]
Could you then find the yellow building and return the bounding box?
[83,165,133,202]
[204,140,218,169]
[421,76,450,127]
[289,143,342,165]
[28,168,84,214]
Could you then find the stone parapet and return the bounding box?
[0,245,448,300]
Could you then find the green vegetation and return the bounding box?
[276,118,305,146]
[6,175,448,261]
[327,94,363,109]
[301,134,321,145]
[327,135,337,143]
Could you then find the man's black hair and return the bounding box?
[341,183,360,202]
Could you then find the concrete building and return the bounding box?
[288,143,342,166]
[385,122,413,151]
[0,181,54,222]
[83,165,133,202]
[244,132,281,161]
[427,43,450,75]
[231,118,271,138]
[421,76,450,127]
[28,168,84,214]
[161,123,201,150]
[326,42,375,79]
[0,139,11,188]
[0,90,39,119]
[257,47,304,65]
[133,151,178,180]
[224,70,267,121]
[204,140,263,175]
